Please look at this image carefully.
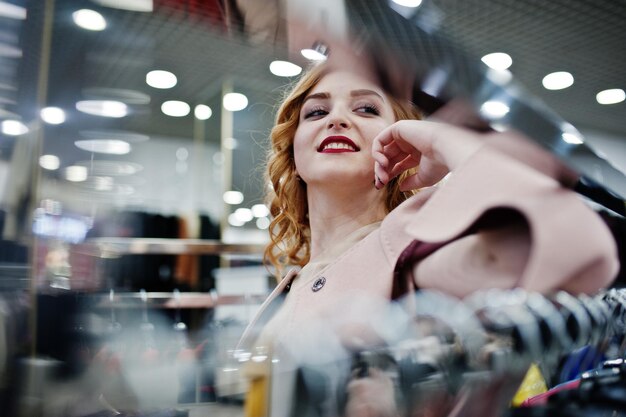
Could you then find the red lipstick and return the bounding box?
[317,136,360,153]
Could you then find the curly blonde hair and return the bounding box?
[264,63,422,277]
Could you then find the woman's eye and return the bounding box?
[304,108,327,119]
[355,104,380,115]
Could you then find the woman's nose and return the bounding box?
[327,111,351,130]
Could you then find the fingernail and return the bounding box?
[375,175,383,190]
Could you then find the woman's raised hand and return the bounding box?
[372,120,484,191]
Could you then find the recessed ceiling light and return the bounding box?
[65,165,88,182]
[251,204,270,218]
[39,155,60,170]
[91,0,153,12]
[301,41,329,61]
[256,217,270,230]
[72,9,107,31]
[560,122,585,145]
[480,100,510,119]
[223,190,244,205]
[76,100,127,118]
[0,42,22,58]
[391,0,423,8]
[542,71,574,90]
[161,100,190,117]
[486,68,513,85]
[194,104,212,120]
[146,70,177,89]
[1,119,28,135]
[75,139,131,155]
[234,208,253,223]
[82,87,150,105]
[301,49,327,61]
[224,137,238,150]
[228,213,245,227]
[0,2,27,19]
[481,52,512,70]
[223,93,248,111]
[562,132,584,145]
[41,107,66,124]
[596,88,625,105]
[269,60,302,77]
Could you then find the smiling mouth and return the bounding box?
[317,136,360,153]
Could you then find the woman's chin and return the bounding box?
[304,172,376,191]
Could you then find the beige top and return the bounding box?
[257,221,382,348]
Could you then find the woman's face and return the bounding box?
[293,71,396,189]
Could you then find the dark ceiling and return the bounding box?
[432,0,626,138]
[0,0,624,219]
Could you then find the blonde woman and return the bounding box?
[240,61,618,417]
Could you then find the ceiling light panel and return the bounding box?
[91,0,153,12]
[39,155,61,170]
[41,107,66,124]
[269,60,302,77]
[76,100,127,117]
[251,204,269,218]
[223,191,244,205]
[146,70,177,89]
[65,165,88,182]
[161,100,190,117]
[194,104,212,120]
[1,119,28,135]
[391,0,423,7]
[480,100,510,119]
[542,71,574,90]
[82,87,151,105]
[75,139,131,155]
[0,1,26,19]
[481,52,512,70]
[256,217,270,230]
[223,93,248,111]
[72,9,107,31]
[0,42,22,58]
[596,88,625,105]
[300,48,327,61]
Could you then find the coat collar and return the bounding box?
[237,268,299,350]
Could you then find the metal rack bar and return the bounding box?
[74,238,265,257]
[89,291,268,309]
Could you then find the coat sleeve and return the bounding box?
[401,146,619,298]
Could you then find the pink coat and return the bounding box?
[239,146,619,348]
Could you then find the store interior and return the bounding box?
[0,0,625,416]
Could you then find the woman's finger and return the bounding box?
[389,155,419,179]
[374,120,484,170]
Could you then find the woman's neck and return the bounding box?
[306,184,387,261]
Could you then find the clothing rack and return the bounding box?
[268,288,626,417]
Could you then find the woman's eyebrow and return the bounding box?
[303,92,330,103]
[302,89,384,103]
[350,89,384,101]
